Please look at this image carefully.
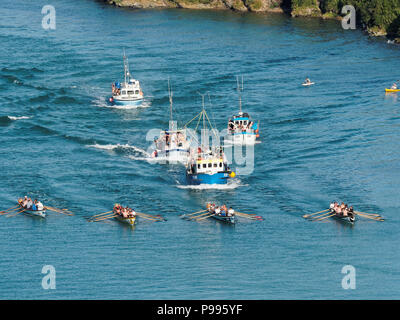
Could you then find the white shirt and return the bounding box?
[37,202,44,210]
[330,203,334,209]
[26,201,33,209]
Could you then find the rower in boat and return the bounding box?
[329,201,356,223]
[108,51,144,106]
[113,203,137,226]
[225,76,259,145]
[18,196,46,218]
[391,82,398,90]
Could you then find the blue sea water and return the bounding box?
[0,0,400,299]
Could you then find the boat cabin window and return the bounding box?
[213,163,217,167]
[127,91,134,95]
[208,163,212,168]
[197,164,200,169]
[219,163,222,167]
[203,164,206,168]
[135,90,139,94]
[122,90,126,95]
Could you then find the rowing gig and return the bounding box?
[19,204,46,218]
[330,209,356,224]
[115,214,137,226]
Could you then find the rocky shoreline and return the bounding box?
[104,0,400,43]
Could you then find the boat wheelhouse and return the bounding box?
[109,52,144,106]
[186,146,233,185]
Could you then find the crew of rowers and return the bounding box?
[330,202,354,217]
[18,196,44,211]
[207,203,235,217]
[113,204,136,218]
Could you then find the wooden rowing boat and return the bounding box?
[210,213,237,224]
[330,209,355,224]
[19,204,46,218]
[206,207,237,225]
[115,214,137,226]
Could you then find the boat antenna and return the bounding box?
[168,78,173,123]
[236,75,243,114]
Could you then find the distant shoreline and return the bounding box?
[103,0,400,44]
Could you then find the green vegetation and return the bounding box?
[319,0,400,38]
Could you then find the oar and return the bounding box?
[136,215,159,222]
[44,207,74,216]
[0,205,18,214]
[88,210,113,219]
[190,211,214,220]
[136,212,165,221]
[91,214,118,222]
[90,213,117,221]
[307,211,332,220]
[354,211,381,217]
[312,213,337,221]
[235,211,257,216]
[196,213,215,221]
[6,209,25,217]
[0,206,22,215]
[181,209,207,217]
[303,209,329,218]
[355,212,384,222]
[235,212,259,220]
[46,206,72,213]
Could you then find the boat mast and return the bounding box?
[168,78,173,123]
[123,49,130,84]
[237,75,243,114]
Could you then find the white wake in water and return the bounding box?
[8,116,31,120]
[87,143,151,157]
[177,180,244,190]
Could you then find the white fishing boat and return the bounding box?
[225,77,259,145]
[151,80,190,163]
[109,51,144,106]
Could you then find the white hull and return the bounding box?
[225,133,257,145]
[21,207,46,218]
[154,149,189,163]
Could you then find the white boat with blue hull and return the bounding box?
[109,52,144,106]
[185,100,235,186]
[186,147,235,185]
[225,76,259,145]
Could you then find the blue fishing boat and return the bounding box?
[185,100,235,185]
[226,76,259,145]
[108,51,144,106]
[186,148,234,185]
